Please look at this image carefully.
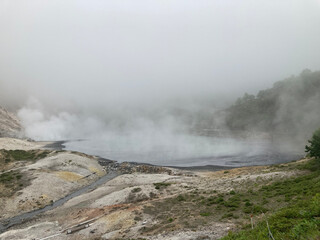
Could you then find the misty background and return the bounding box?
[1,0,320,166]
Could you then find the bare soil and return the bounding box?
[0,138,307,240]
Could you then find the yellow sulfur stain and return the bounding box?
[98,210,135,231]
[40,194,48,199]
[55,171,83,181]
[89,166,104,176]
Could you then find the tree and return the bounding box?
[305,128,320,158]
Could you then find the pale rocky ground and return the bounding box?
[0,106,21,138]
[1,152,105,219]
[1,172,234,240]
[0,138,105,221]
[0,137,305,240]
[0,138,299,240]
[0,137,49,150]
[0,107,306,239]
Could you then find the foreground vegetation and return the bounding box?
[306,128,320,159]
[0,149,51,170]
[0,170,26,197]
[221,159,320,240]
[0,149,52,196]
[0,149,51,163]
[140,158,320,239]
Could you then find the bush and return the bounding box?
[176,195,186,202]
[131,187,142,193]
[154,182,171,190]
[305,128,320,159]
[200,212,211,217]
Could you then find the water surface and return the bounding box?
[63,134,302,167]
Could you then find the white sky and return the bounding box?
[1,0,320,111]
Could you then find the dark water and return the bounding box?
[63,135,303,167]
[0,172,119,233]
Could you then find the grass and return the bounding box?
[0,149,52,172]
[0,149,51,167]
[142,158,320,238]
[221,158,320,240]
[200,212,211,217]
[0,171,15,183]
[0,149,51,162]
[0,170,27,197]
[222,194,320,240]
[132,187,142,193]
[0,149,51,195]
[153,182,171,190]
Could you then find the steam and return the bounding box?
[16,97,192,140]
[1,0,319,165]
[17,98,106,140]
[16,94,303,166]
[273,73,320,145]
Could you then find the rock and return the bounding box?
[0,106,22,138]
[100,161,172,175]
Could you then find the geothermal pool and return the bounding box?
[62,133,303,167]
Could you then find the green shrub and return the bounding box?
[200,212,211,217]
[221,213,234,219]
[176,195,185,202]
[154,182,171,190]
[305,128,320,159]
[1,149,51,162]
[132,187,142,193]
[291,220,318,239]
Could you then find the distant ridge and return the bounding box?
[0,106,22,138]
[225,69,320,143]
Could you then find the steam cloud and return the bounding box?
[1,1,320,165]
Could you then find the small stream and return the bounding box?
[0,171,120,234]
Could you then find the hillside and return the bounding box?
[0,106,21,138]
[1,139,318,239]
[225,69,320,144]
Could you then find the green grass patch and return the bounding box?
[200,212,211,217]
[0,170,28,197]
[221,159,320,240]
[153,182,171,190]
[132,187,142,193]
[0,149,51,163]
[142,158,320,238]
[0,171,15,183]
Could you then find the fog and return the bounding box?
[1,1,319,165]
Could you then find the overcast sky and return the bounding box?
[1,0,320,111]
